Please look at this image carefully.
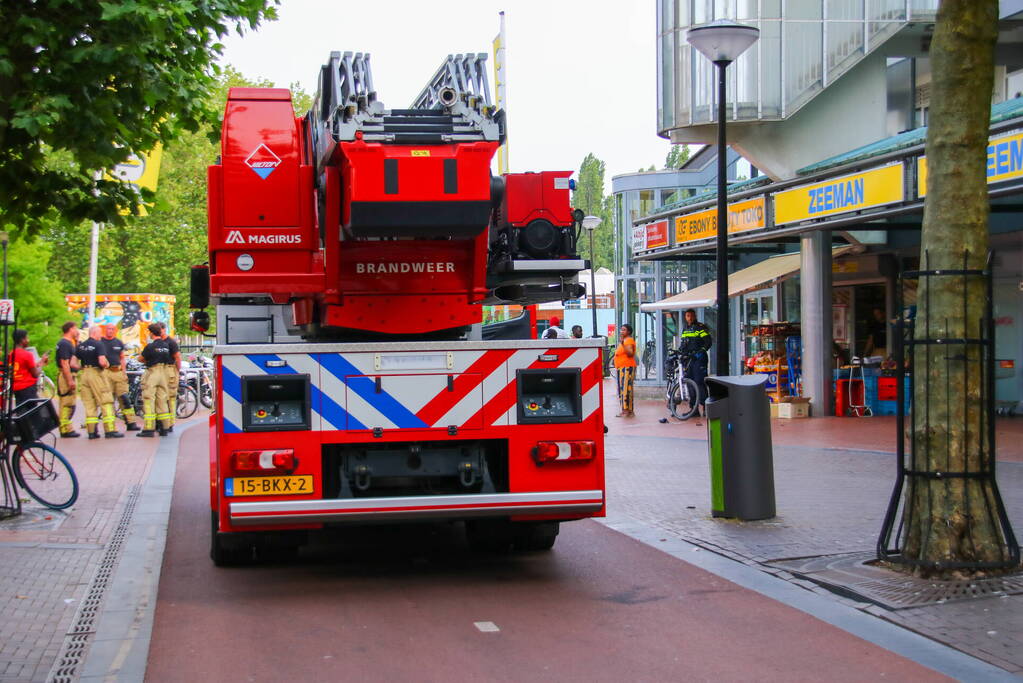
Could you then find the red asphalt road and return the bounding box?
[147,426,948,682]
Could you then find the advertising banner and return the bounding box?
[674,197,766,244]
[774,163,904,225]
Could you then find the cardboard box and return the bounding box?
[778,398,810,419]
[770,402,780,418]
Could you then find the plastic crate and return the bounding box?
[10,399,59,443]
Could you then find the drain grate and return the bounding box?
[768,552,1023,610]
[47,485,140,683]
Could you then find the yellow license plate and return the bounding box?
[226,475,313,497]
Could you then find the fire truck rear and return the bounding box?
[192,52,605,565]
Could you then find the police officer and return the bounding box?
[76,326,124,439]
[55,322,81,438]
[680,308,713,409]
[101,324,140,431]
[138,322,171,437]
[157,322,182,432]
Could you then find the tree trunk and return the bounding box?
[904,0,1001,573]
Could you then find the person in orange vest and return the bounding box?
[613,323,637,418]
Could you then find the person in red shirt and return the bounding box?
[10,328,49,405]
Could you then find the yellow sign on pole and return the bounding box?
[106,144,163,215]
[918,130,1023,197]
[674,197,766,245]
[774,163,903,225]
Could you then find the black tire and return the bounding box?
[513,521,559,551]
[199,381,214,410]
[668,378,701,420]
[176,385,198,419]
[465,519,515,553]
[13,442,79,510]
[210,510,254,566]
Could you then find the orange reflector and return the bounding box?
[533,441,596,464]
[231,449,297,474]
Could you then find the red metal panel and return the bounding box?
[503,171,574,226]
[221,91,302,228]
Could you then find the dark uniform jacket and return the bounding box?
[141,339,172,367]
[76,338,106,368]
[102,337,125,367]
[680,322,713,357]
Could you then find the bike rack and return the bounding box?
[0,312,22,519]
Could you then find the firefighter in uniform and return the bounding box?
[102,323,140,431]
[55,322,81,438]
[138,322,171,437]
[157,323,182,432]
[76,326,124,439]
[679,308,713,410]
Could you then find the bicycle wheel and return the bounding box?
[13,442,79,509]
[38,375,57,400]
[668,378,701,420]
[176,385,198,419]
[199,380,214,409]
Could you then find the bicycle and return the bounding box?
[3,398,79,510]
[665,350,701,421]
[37,374,56,400]
[176,379,198,419]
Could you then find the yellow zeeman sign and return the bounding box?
[774,163,904,225]
[674,197,766,244]
[411,150,431,157]
[918,130,1023,197]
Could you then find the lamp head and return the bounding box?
[581,215,602,231]
[686,19,760,65]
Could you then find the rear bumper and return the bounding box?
[228,490,604,525]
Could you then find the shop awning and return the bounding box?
[640,246,856,311]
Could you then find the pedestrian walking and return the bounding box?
[9,329,49,405]
[613,323,637,417]
[102,323,140,431]
[157,322,182,431]
[680,308,712,410]
[138,322,171,438]
[76,326,124,439]
[55,321,81,438]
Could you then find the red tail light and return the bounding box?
[231,449,297,474]
[533,441,596,464]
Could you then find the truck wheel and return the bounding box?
[465,519,515,553]
[513,521,560,551]
[210,511,254,566]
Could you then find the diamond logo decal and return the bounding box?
[245,144,282,180]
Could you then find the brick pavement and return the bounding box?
[0,409,204,683]
[603,379,1023,674]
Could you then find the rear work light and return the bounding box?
[533,441,596,465]
[231,449,298,474]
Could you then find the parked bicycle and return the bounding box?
[2,398,79,510]
[665,349,701,421]
[185,353,215,410]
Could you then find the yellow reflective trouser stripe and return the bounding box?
[85,417,99,424]
[102,404,116,431]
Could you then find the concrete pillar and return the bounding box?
[800,231,833,416]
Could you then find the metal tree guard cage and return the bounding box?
[877,251,1019,571]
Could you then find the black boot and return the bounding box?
[166,425,174,433]
[158,427,169,437]
[125,423,141,431]
[61,431,82,438]
[136,430,156,438]
[88,431,101,440]
[105,431,125,439]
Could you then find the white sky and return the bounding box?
[218,0,672,181]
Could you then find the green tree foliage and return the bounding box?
[0,0,278,236]
[572,154,614,271]
[4,236,67,377]
[665,144,691,169]
[45,68,308,334]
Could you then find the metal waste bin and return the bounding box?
[704,375,775,520]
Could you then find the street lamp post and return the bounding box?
[582,215,602,338]
[687,19,759,375]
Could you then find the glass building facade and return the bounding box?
[658,1,939,136]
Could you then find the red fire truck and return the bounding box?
[191,52,605,565]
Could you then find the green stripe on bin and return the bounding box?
[709,418,724,512]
